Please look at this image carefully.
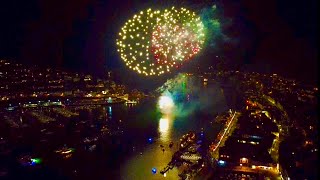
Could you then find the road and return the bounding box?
[210,111,240,157]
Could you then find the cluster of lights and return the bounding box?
[116,7,205,76]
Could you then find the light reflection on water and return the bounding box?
[121,115,180,180]
[159,117,170,143]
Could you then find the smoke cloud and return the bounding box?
[200,4,235,51]
[156,74,228,118]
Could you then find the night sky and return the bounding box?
[0,0,317,83]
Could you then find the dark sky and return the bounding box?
[0,0,317,83]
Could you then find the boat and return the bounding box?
[169,142,173,148]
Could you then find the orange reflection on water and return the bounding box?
[159,117,170,142]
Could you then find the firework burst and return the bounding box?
[116,7,205,76]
